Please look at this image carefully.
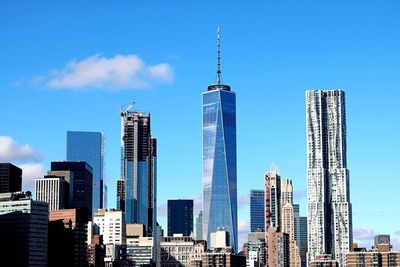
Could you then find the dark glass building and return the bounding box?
[67,131,105,213]
[167,199,194,236]
[51,161,93,217]
[0,163,22,193]
[250,190,265,232]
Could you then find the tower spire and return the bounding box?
[217,27,221,85]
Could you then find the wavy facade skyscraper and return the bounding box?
[306,90,352,266]
[202,29,237,252]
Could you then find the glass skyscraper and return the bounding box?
[120,109,157,238]
[250,190,265,232]
[202,29,237,252]
[306,90,352,266]
[67,131,104,214]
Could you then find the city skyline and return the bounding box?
[1,1,400,250]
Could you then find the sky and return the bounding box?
[1,0,400,249]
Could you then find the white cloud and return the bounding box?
[0,136,40,162]
[238,193,250,206]
[37,54,174,90]
[20,163,45,192]
[353,227,375,241]
[157,203,167,217]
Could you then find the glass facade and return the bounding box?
[167,199,194,237]
[250,190,265,232]
[66,131,104,214]
[121,111,157,239]
[202,85,237,252]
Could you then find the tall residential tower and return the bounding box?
[202,28,237,251]
[306,90,352,266]
[120,106,157,237]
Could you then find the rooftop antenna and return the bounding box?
[217,27,221,85]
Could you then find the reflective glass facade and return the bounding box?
[121,111,157,239]
[202,85,237,252]
[67,131,104,214]
[250,190,265,232]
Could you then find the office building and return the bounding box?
[210,228,230,249]
[299,216,308,267]
[196,211,203,240]
[282,203,301,267]
[247,230,266,267]
[120,106,157,237]
[267,226,290,267]
[265,168,281,232]
[126,224,155,267]
[51,161,93,217]
[250,189,265,232]
[0,163,22,193]
[202,29,237,252]
[67,131,105,215]
[0,191,48,266]
[35,174,68,210]
[202,247,246,267]
[168,199,194,237]
[306,90,353,265]
[49,208,90,266]
[161,235,199,266]
[93,209,126,245]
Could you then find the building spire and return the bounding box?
[217,27,221,85]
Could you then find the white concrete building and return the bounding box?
[93,209,126,245]
[210,228,230,249]
[35,175,68,211]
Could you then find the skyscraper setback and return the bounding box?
[306,90,352,266]
[120,107,157,237]
[202,29,237,251]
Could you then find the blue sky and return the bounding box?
[1,1,399,248]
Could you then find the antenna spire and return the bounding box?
[217,27,221,85]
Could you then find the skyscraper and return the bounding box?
[202,29,237,251]
[282,203,302,267]
[167,199,194,236]
[306,90,352,266]
[0,163,22,193]
[120,106,157,237]
[299,216,308,267]
[250,189,265,232]
[67,131,105,213]
[265,168,281,232]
